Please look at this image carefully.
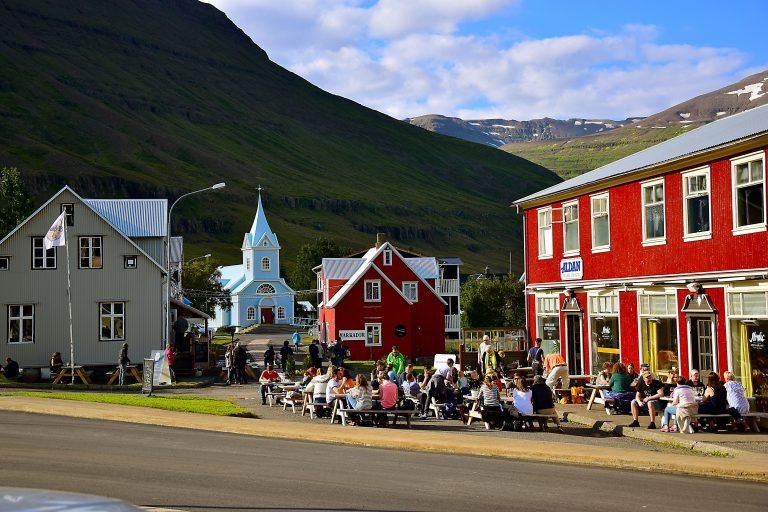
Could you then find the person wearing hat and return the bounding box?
[527,338,545,376]
[478,335,490,375]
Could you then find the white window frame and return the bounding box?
[365,323,382,347]
[32,237,56,269]
[641,178,666,246]
[562,200,579,256]
[124,255,138,269]
[261,257,271,271]
[99,302,125,341]
[277,306,286,320]
[0,256,9,271]
[256,283,276,295]
[590,193,610,252]
[636,291,680,369]
[383,250,392,266]
[79,236,103,269]
[731,151,766,235]
[8,304,34,343]
[682,167,712,241]
[537,207,553,259]
[402,281,418,302]
[246,306,256,320]
[364,280,381,302]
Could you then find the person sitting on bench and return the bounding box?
[723,371,750,431]
[629,372,664,429]
[346,374,373,424]
[258,363,281,405]
[375,373,398,410]
[531,375,563,432]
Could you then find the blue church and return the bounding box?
[212,192,295,329]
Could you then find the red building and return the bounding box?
[513,105,768,398]
[316,239,447,360]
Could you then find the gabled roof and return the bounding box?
[321,258,365,279]
[323,241,446,308]
[0,186,166,272]
[219,264,245,291]
[514,103,768,207]
[245,192,279,248]
[405,257,439,279]
[84,198,167,237]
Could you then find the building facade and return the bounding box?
[0,187,167,368]
[514,105,768,398]
[316,240,447,360]
[212,193,294,329]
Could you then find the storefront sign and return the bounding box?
[560,257,583,281]
[394,324,407,337]
[339,330,366,340]
[750,331,766,350]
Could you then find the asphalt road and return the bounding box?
[2,411,766,512]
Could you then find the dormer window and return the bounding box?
[262,240,269,247]
[261,257,271,271]
[383,250,392,266]
[61,203,74,227]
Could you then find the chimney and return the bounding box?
[376,233,386,248]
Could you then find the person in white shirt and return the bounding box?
[478,335,490,375]
[438,359,455,380]
[671,377,698,434]
[723,371,750,430]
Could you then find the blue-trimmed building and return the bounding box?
[212,193,294,329]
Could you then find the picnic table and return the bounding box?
[585,383,611,414]
[52,366,91,385]
[107,365,142,385]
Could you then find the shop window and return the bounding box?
[589,294,620,370]
[729,291,768,396]
[536,297,560,354]
[642,179,665,244]
[682,169,711,240]
[538,207,552,258]
[563,202,579,255]
[590,194,610,251]
[639,294,678,372]
[732,153,765,233]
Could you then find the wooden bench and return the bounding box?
[301,398,329,419]
[264,391,285,407]
[282,393,304,413]
[696,412,764,433]
[337,408,418,428]
[520,413,560,431]
[428,397,446,418]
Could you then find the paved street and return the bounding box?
[2,411,766,512]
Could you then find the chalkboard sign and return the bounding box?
[142,358,154,395]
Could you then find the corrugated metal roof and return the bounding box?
[514,103,768,205]
[169,236,183,265]
[322,258,364,279]
[438,257,463,265]
[85,198,167,237]
[405,257,439,279]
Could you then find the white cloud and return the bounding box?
[205,1,756,120]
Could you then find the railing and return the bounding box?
[445,314,461,331]
[435,278,459,295]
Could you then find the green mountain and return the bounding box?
[0,0,558,275]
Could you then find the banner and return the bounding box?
[151,350,173,385]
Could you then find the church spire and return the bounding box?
[247,187,279,247]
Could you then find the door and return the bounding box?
[689,317,715,374]
[260,307,274,324]
[565,314,583,375]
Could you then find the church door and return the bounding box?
[260,307,274,324]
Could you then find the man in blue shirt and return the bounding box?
[527,338,544,375]
[292,331,301,352]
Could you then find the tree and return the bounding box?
[461,274,526,328]
[182,257,232,317]
[0,167,34,238]
[289,237,345,293]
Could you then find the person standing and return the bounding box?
[292,330,301,352]
[543,350,569,391]
[224,345,234,385]
[527,338,544,376]
[386,345,406,377]
[234,342,248,384]
[264,344,276,367]
[118,343,130,386]
[333,339,346,368]
[478,335,490,375]
[308,340,322,369]
[279,340,294,373]
[165,343,177,384]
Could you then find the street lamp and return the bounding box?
[185,253,212,265]
[165,183,225,347]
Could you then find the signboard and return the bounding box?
[339,330,366,340]
[750,330,766,351]
[560,257,583,281]
[394,324,407,337]
[433,353,460,373]
[150,350,172,386]
[142,358,154,395]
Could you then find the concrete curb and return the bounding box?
[562,411,746,457]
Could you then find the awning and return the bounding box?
[561,296,583,313]
[171,297,211,320]
[680,293,717,314]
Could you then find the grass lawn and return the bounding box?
[1,391,256,418]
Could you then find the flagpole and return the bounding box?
[64,221,74,385]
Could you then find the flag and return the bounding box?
[43,212,67,251]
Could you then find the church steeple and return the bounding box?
[246,187,279,248]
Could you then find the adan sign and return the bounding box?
[560,257,583,281]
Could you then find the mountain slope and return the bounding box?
[501,70,768,177]
[0,0,560,274]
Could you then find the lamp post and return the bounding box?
[165,183,225,347]
[185,253,212,265]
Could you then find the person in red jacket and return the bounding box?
[165,343,177,384]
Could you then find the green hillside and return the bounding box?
[0,0,558,275]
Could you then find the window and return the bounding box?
[99,302,125,341]
[262,240,269,246]
[590,194,610,251]
[0,256,8,271]
[638,294,678,372]
[403,282,418,301]
[61,203,74,227]
[365,323,382,346]
[536,297,560,354]
[537,207,552,258]
[383,250,392,266]
[256,283,276,294]
[124,255,137,269]
[32,237,56,269]
[8,305,34,343]
[246,306,256,320]
[642,179,665,243]
[261,257,270,271]
[732,153,765,233]
[589,293,620,370]
[79,236,103,269]
[728,291,768,396]
[563,202,579,254]
[277,306,286,320]
[683,169,711,239]
[245,258,250,271]
[364,280,381,302]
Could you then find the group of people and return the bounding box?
[223,341,250,385]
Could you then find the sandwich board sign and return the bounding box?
[142,358,154,395]
[150,350,172,386]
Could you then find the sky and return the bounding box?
[205,1,768,121]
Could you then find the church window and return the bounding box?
[246,258,250,271]
[257,283,276,295]
[246,306,255,320]
[263,240,269,246]
[277,306,286,320]
[261,257,271,271]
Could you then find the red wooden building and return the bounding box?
[513,104,768,398]
[315,239,447,360]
